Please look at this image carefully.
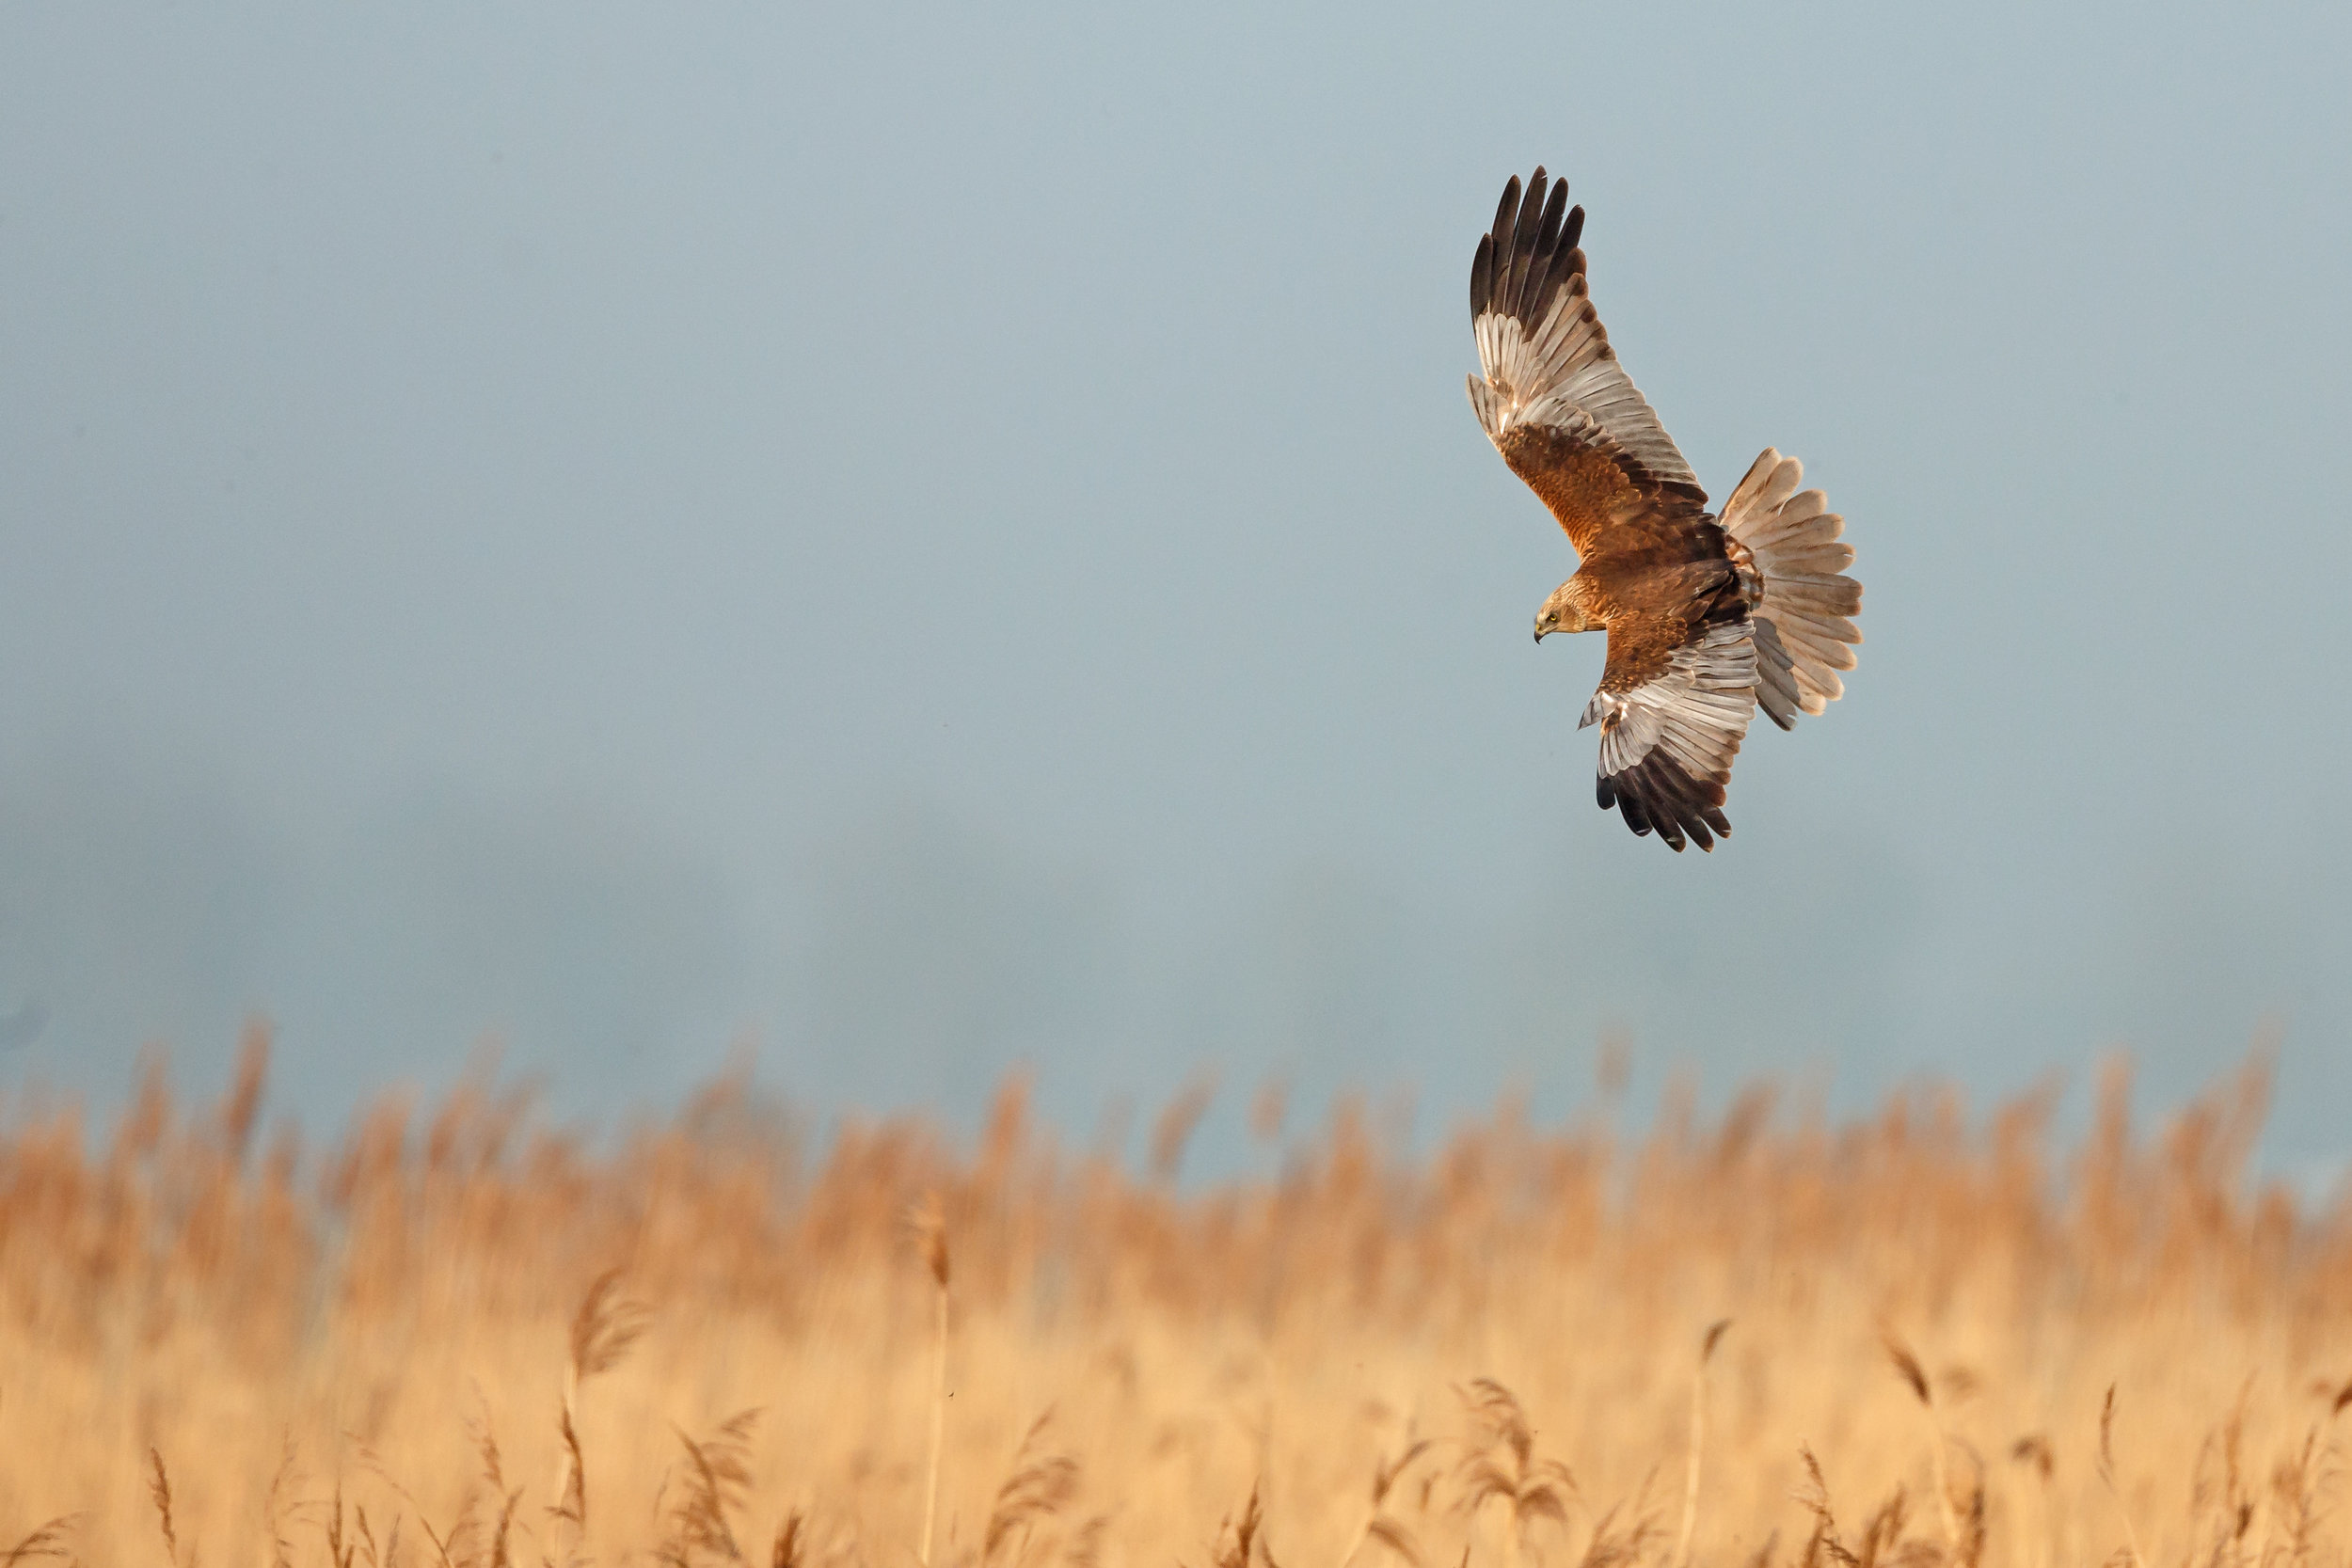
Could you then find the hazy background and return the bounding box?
[2,3,2345,1163]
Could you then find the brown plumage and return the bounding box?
[1468,167,1863,851]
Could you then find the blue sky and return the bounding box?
[2,3,2346,1161]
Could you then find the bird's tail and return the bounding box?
[1718,449,1861,730]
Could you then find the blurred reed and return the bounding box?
[0,1026,2338,1568]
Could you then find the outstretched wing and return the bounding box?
[1581,618,1757,852]
[1468,168,1706,560]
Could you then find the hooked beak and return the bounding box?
[1533,626,1547,644]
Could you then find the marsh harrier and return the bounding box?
[1469,167,1862,851]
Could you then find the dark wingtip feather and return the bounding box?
[1618,790,1653,837]
[1493,176,1522,236]
[1475,171,1590,332]
[1523,179,1570,323]
[1505,171,1547,320]
[1490,176,1523,281]
[1599,754,1734,855]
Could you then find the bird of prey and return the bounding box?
[1468,167,1862,851]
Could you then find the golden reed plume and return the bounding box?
[0,1042,2338,1568]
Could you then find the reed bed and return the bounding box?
[0,1027,2342,1568]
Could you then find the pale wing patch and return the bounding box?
[1719,448,1863,730]
[1470,306,1698,491]
[1581,622,1757,853]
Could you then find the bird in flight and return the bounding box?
[1468,167,1862,851]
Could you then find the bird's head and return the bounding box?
[1534,581,1597,641]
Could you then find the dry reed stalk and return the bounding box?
[0,1515,79,1567]
[1793,1448,1850,1568]
[221,1021,270,1165]
[352,1502,396,1568]
[485,1488,520,1568]
[911,1194,952,1568]
[1150,1075,1217,1184]
[1883,1335,1957,1558]
[2190,1386,2256,1568]
[1454,1381,1574,1568]
[1853,1485,1910,1568]
[1794,1447,1926,1568]
[464,1401,523,1568]
[325,1481,352,1568]
[553,1267,647,1551]
[415,1511,462,1568]
[551,1406,587,1556]
[148,1449,179,1568]
[1949,1441,1987,1568]
[980,1411,1081,1567]
[1674,1321,1731,1568]
[1207,1484,1268,1568]
[1249,1079,1289,1144]
[1338,1433,1431,1568]
[2008,1435,2053,1568]
[2262,1381,2352,1568]
[1067,1514,1110,1568]
[262,1437,298,1568]
[770,1511,803,1568]
[658,1410,761,1567]
[2098,1385,2147,1568]
[1572,1478,1662,1568]
[347,1445,421,1568]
